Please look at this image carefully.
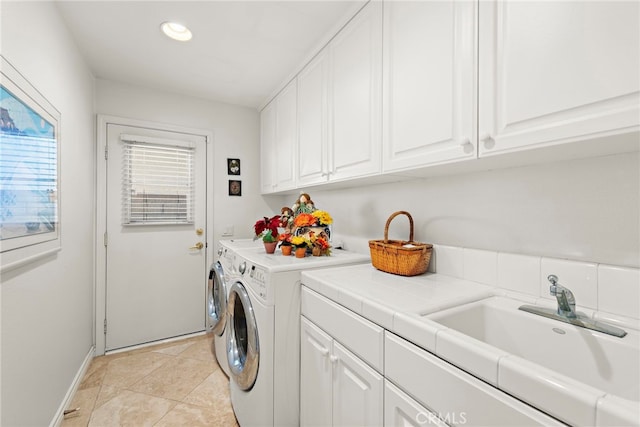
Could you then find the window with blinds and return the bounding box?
[1,57,61,270]
[122,138,195,225]
[0,132,57,237]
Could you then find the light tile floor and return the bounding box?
[61,333,238,427]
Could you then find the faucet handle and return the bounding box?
[547,274,558,285]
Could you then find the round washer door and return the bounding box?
[226,280,259,391]
[208,261,227,336]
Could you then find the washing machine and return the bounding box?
[208,239,262,377]
[226,248,370,426]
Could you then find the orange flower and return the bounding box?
[314,237,330,250]
[294,213,316,227]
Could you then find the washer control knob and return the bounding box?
[239,261,247,275]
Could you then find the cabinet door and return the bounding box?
[260,101,277,194]
[328,0,382,182]
[297,50,330,187]
[274,80,297,191]
[301,317,333,427]
[333,341,383,427]
[479,1,640,156]
[384,380,448,427]
[383,0,476,172]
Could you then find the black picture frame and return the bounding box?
[227,158,240,175]
[228,180,242,196]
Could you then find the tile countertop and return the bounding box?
[300,263,640,427]
[301,264,495,353]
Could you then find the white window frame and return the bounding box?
[0,56,61,272]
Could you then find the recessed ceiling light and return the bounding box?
[160,21,192,42]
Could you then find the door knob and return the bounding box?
[189,242,204,250]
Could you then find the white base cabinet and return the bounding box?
[301,316,383,427]
[385,380,448,427]
[385,332,564,427]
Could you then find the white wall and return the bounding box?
[313,152,639,268]
[1,2,96,426]
[95,79,283,243]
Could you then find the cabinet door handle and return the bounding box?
[329,355,338,363]
[481,133,495,149]
[460,137,474,154]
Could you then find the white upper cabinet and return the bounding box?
[296,0,383,186]
[478,0,640,156]
[382,0,476,172]
[260,101,277,194]
[260,80,297,194]
[328,0,382,182]
[274,81,297,191]
[297,50,330,187]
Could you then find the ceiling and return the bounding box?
[55,1,363,110]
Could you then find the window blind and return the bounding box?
[122,139,195,225]
[0,133,58,239]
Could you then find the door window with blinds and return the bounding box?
[121,134,195,225]
[1,56,61,270]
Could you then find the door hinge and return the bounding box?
[103,318,107,335]
[104,145,108,160]
[103,232,108,247]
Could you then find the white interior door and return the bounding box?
[105,123,207,351]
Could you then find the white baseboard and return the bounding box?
[50,346,95,427]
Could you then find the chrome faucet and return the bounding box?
[548,274,577,318]
[519,274,627,338]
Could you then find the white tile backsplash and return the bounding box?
[433,245,464,278]
[597,264,640,319]
[463,248,497,286]
[431,245,638,321]
[540,258,598,310]
[497,253,541,296]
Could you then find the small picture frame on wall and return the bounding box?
[228,180,242,197]
[227,158,240,175]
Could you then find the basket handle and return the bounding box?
[383,211,414,243]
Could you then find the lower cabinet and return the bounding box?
[300,285,564,427]
[384,332,564,427]
[301,316,383,427]
[385,380,449,427]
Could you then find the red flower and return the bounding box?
[254,215,280,238]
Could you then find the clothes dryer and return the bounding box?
[208,239,261,377]
[226,248,370,426]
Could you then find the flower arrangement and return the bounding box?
[278,233,293,247]
[311,234,331,256]
[253,215,280,243]
[312,210,333,226]
[252,193,333,256]
[294,213,316,228]
[290,235,311,249]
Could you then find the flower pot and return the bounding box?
[295,247,307,258]
[312,247,322,257]
[264,241,277,254]
[281,245,292,256]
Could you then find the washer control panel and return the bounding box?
[247,264,268,300]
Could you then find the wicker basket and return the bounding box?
[368,211,432,276]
